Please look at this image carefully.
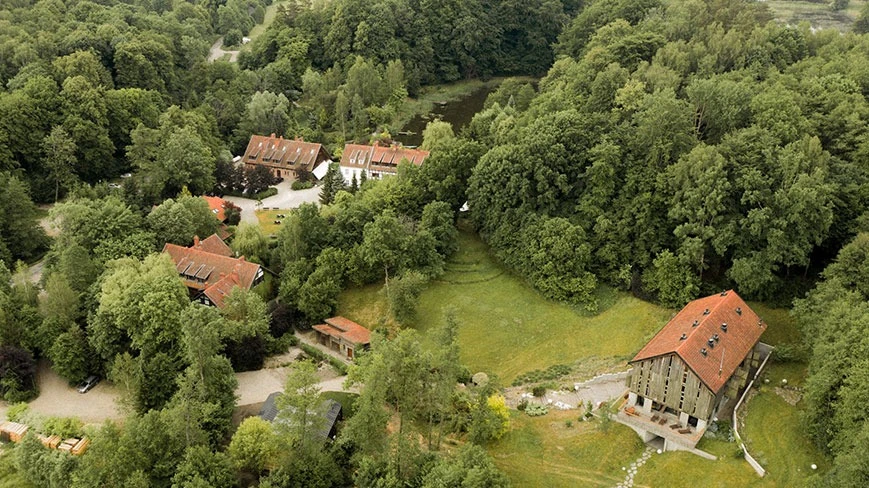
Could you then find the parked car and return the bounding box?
[77,375,100,394]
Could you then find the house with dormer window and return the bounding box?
[338,142,429,184]
[617,290,771,453]
[162,234,264,308]
[242,134,331,180]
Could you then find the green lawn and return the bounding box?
[338,227,672,383]
[255,208,291,237]
[740,362,829,487]
[488,410,644,487]
[746,302,802,348]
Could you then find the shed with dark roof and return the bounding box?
[258,393,342,441]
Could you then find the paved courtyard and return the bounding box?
[224,180,321,224]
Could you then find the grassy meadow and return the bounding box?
[337,223,831,486]
[338,226,672,383]
[255,208,291,237]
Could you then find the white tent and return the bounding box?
[312,160,331,180]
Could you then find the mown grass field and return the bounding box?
[337,223,831,486]
[488,410,644,487]
[338,227,672,383]
[255,208,291,237]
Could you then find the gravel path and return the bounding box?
[235,346,358,407]
[224,180,321,224]
[0,350,357,424]
[207,37,239,62]
[0,361,126,424]
[506,371,630,411]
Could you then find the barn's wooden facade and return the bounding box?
[627,344,764,428]
[619,290,768,452]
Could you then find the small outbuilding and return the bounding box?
[259,392,343,441]
[312,316,371,360]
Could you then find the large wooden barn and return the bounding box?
[618,290,771,453]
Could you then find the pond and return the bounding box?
[394,83,498,147]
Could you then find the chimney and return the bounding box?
[270,133,276,138]
[239,256,245,262]
[193,235,200,247]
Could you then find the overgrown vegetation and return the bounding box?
[468,0,869,309]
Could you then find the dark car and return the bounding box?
[77,375,100,394]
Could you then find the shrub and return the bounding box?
[565,420,573,428]
[42,416,83,438]
[291,181,313,190]
[224,29,242,47]
[525,404,548,417]
[253,188,278,200]
[517,399,528,411]
[5,402,28,422]
[512,363,572,386]
[531,385,546,397]
[298,343,348,375]
[771,343,807,362]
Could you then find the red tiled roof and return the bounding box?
[313,316,371,345]
[339,143,429,175]
[242,134,330,172]
[203,196,227,222]
[162,243,262,308]
[192,234,232,257]
[631,290,766,394]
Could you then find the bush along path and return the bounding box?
[616,447,654,488]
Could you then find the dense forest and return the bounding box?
[468,0,869,308]
[2,0,869,486]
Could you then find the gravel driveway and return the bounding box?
[224,180,322,224]
[207,37,239,62]
[235,357,357,407]
[0,361,126,424]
